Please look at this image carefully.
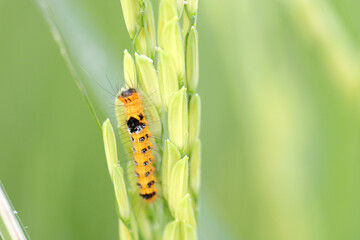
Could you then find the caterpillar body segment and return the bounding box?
[118,88,158,203]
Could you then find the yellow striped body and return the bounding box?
[118,88,157,202]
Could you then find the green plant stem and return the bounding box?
[0,182,30,240]
[35,0,102,132]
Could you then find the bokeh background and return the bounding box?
[1,0,360,239]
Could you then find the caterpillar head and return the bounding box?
[118,88,138,103]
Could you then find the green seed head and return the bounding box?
[103,0,200,238]
[159,17,185,81]
[113,167,130,221]
[157,48,179,111]
[135,0,156,58]
[168,156,189,215]
[137,210,152,240]
[162,139,181,200]
[132,197,152,239]
[119,0,140,39]
[182,13,190,38]
[163,220,180,240]
[186,0,198,17]
[180,221,197,240]
[158,0,178,40]
[168,87,188,152]
[123,50,137,88]
[119,220,133,240]
[135,28,147,56]
[173,0,184,17]
[129,212,139,240]
[189,140,201,196]
[188,94,201,148]
[102,119,119,178]
[175,194,196,227]
[186,27,199,92]
[135,53,161,108]
[144,0,156,57]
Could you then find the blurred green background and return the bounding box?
[1,0,360,239]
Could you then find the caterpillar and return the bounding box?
[118,88,157,203]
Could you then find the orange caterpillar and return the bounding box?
[118,88,157,202]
